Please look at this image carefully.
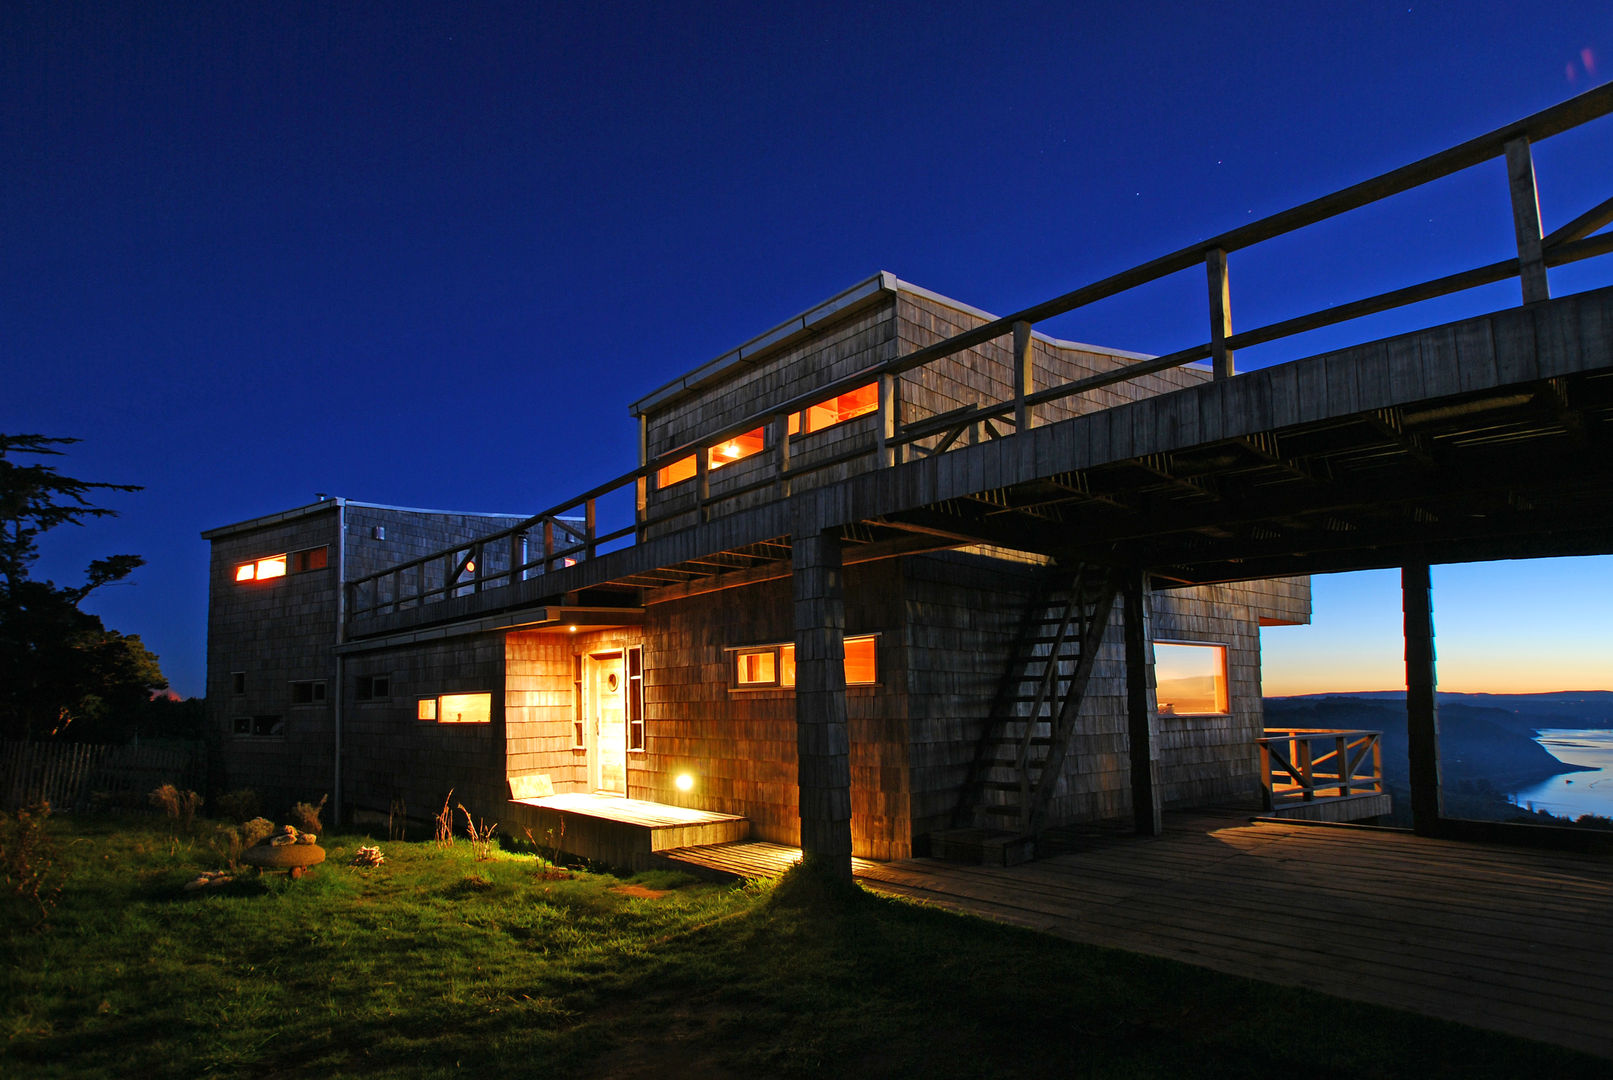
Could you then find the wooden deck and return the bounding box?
[505,793,749,869]
[850,812,1613,1059]
[655,839,882,881]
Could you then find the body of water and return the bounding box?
[1506,729,1613,822]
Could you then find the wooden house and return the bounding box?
[204,273,1313,865]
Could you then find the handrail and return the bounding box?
[1257,728,1386,808]
[346,84,1613,622]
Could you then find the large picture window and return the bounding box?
[1154,642,1229,716]
[417,692,492,724]
[732,635,877,689]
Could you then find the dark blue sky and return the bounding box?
[5,2,1610,697]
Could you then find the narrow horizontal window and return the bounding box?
[233,714,284,738]
[787,382,879,436]
[657,455,697,489]
[1154,642,1229,716]
[731,635,876,689]
[292,546,329,573]
[708,427,765,471]
[437,692,492,724]
[235,553,287,582]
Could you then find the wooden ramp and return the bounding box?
[854,811,1613,1059]
[505,793,748,870]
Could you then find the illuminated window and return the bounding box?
[657,455,697,489]
[572,655,585,747]
[437,692,492,724]
[1154,642,1229,716]
[235,546,326,583]
[627,646,645,751]
[708,427,765,471]
[416,697,437,721]
[731,636,876,688]
[787,383,879,436]
[290,680,326,706]
[235,553,287,582]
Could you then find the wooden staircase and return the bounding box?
[953,563,1122,843]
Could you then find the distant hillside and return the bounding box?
[1290,690,1613,729]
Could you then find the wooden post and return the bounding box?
[584,498,596,560]
[695,451,710,524]
[1504,136,1550,305]
[1403,561,1444,835]
[876,372,900,468]
[635,415,649,544]
[1206,248,1234,379]
[543,518,555,573]
[509,531,525,585]
[792,529,854,880]
[1013,320,1034,431]
[772,412,792,498]
[1122,569,1162,836]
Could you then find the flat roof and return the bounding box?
[201,498,531,540]
[627,271,1154,418]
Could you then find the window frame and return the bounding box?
[290,679,327,706]
[416,691,493,725]
[1152,639,1231,717]
[729,634,879,691]
[234,544,330,584]
[231,714,285,739]
[356,674,391,702]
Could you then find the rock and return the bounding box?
[242,843,325,870]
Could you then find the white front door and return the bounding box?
[586,651,626,795]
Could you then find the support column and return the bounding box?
[1504,136,1550,305]
[1123,570,1162,836]
[1403,561,1444,835]
[792,529,854,879]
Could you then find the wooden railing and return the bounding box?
[346,84,1613,622]
[1257,728,1385,809]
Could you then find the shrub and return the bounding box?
[0,802,66,926]
[210,823,244,867]
[288,794,327,836]
[149,783,203,832]
[215,788,260,823]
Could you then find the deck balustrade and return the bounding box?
[345,84,1613,623]
[1257,728,1385,809]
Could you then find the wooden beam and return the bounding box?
[1402,561,1444,835]
[793,529,854,880]
[1207,248,1234,379]
[1013,320,1034,432]
[1505,136,1550,304]
[1123,569,1162,836]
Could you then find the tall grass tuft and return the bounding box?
[288,793,327,836]
[458,805,498,861]
[148,783,203,833]
[433,790,454,848]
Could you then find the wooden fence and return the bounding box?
[346,82,1613,621]
[0,740,204,814]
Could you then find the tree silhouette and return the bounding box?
[0,435,168,741]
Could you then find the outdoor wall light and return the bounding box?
[675,773,695,792]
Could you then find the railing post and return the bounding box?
[695,452,710,523]
[470,541,484,593]
[1259,740,1275,811]
[1297,736,1314,801]
[1336,735,1350,797]
[1012,320,1034,430]
[1504,136,1550,304]
[772,412,792,498]
[584,498,596,560]
[1206,248,1234,379]
[543,518,555,573]
[635,414,649,545]
[509,531,525,585]
[876,372,900,468]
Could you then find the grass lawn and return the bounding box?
[2,813,1606,1079]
